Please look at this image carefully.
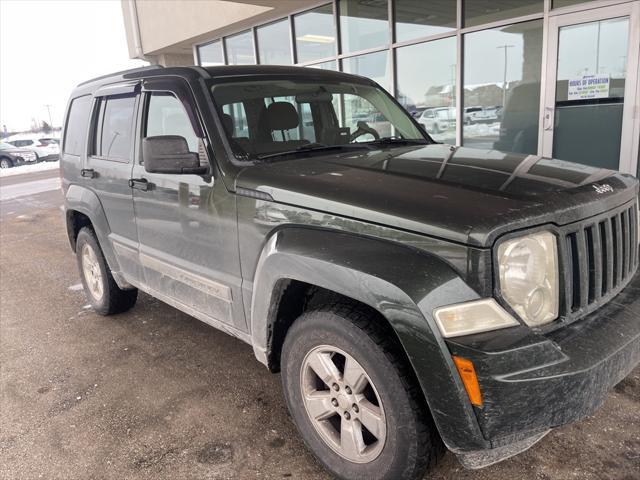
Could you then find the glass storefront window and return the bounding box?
[294,4,336,63]
[257,20,292,65]
[463,20,543,155]
[225,30,255,64]
[199,40,224,66]
[394,0,456,42]
[339,0,389,54]
[396,37,456,144]
[342,50,392,93]
[463,0,543,28]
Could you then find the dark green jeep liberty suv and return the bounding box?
[61,65,640,480]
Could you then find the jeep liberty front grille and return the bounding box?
[560,201,639,319]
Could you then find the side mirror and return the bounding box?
[142,136,207,175]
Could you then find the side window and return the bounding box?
[94,94,136,161]
[63,95,92,156]
[145,92,199,152]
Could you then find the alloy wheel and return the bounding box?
[81,243,104,301]
[300,345,387,464]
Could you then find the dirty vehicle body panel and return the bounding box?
[61,65,640,472]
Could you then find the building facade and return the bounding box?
[122,0,640,176]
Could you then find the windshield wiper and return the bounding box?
[367,136,430,146]
[256,143,371,161]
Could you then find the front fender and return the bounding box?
[250,227,489,451]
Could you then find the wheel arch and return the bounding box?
[64,184,126,287]
[249,227,489,452]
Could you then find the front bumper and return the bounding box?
[446,270,640,464]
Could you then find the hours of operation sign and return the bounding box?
[567,74,610,100]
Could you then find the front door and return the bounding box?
[131,78,246,334]
[541,1,640,174]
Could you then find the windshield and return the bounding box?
[210,79,429,161]
[0,142,13,150]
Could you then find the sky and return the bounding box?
[0,0,145,132]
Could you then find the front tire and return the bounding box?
[0,157,13,168]
[75,227,137,315]
[281,304,441,480]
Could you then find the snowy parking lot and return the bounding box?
[0,170,639,479]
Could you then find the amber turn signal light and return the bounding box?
[452,356,483,407]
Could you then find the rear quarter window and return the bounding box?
[63,95,92,156]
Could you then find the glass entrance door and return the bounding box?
[541,2,640,174]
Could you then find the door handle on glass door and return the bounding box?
[544,107,554,131]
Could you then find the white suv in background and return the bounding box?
[6,134,60,161]
[418,107,456,134]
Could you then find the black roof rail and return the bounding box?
[77,65,164,87]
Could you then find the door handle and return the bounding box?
[80,168,96,178]
[129,178,152,191]
[543,106,554,131]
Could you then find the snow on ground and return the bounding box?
[0,160,60,178]
[0,176,61,201]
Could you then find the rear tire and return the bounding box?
[281,303,442,480]
[75,227,137,315]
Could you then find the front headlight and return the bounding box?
[497,231,559,327]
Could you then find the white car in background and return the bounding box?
[6,134,60,161]
[419,107,456,134]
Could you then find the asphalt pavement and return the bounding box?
[0,169,638,479]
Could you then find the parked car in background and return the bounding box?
[463,106,502,125]
[6,134,60,161]
[0,142,38,168]
[419,107,456,133]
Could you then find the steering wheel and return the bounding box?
[350,121,380,142]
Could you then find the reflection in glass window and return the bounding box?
[225,30,255,64]
[396,37,456,144]
[310,60,338,70]
[342,50,392,93]
[222,103,249,139]
[63,96,92,156]
[294,5,336,63]
[146,93,198,152]
[339,0,389,53]
[257,20,292,65]
[395,0,456,42]
[463,0,542,28]
[463,20,543,155]
[98,95,136,160]
[199,40,224,66]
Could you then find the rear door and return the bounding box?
[130,77,246,333]
[83,83,142,283]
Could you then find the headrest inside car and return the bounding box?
[221,113,234,135]
[267,102,299,131]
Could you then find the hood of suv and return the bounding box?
[236,144,639,247]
